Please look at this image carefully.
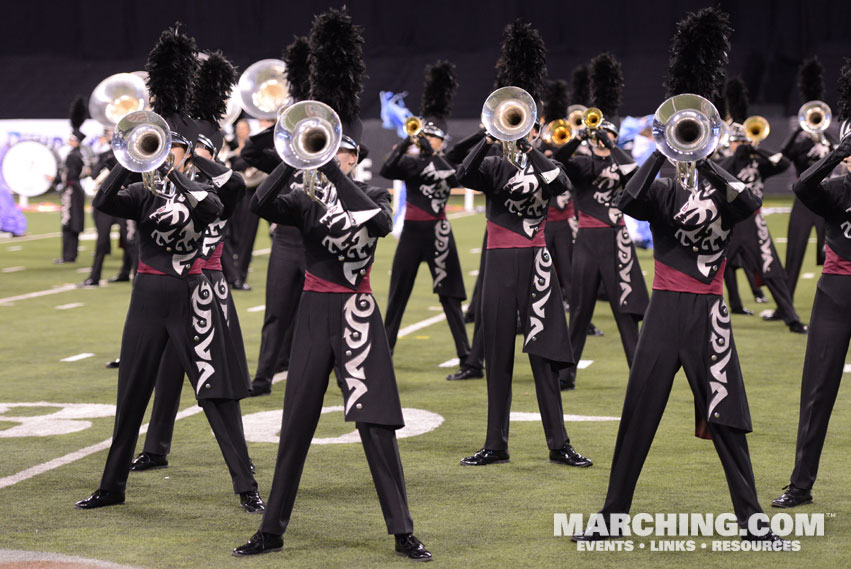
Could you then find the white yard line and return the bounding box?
[438,358,460,368]
[55,302,84,310]
[0,283,77,305]
[0,406,205,490]
[246,305,266,313]
[802,272,815,279]
[447,211,476,220]
[578,360,594,369]
[60,353,95,362]
[2,266,25,273]
[253,248,271,255]
[844,364,851,374]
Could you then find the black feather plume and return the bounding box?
[725,77,749,124]
[494,19,547,100]
[838,58,851,123]
[570,65,590,106]
[308,7,366,123]
[421,60,458,119]
[664,7,733,100]
[590,53,623,117]
[712,71,728,120]
[189,51,236,123]
[798,57,824,102]
[69,96,87,129]
[146,23,198,117]
[283,35,311,102]
[542,80,568,121]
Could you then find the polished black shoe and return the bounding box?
[53,258,74,264]
[78,278,98,288]
[108,274,130,283]
[771,484,813,508]
[730,306,754,315]
[249,458,256,474]
[248,382,272,396]
[129,452,168,472]
[587,323,604,337]
[395,533,432,562]
[460,448,510,466]
[446,366,483,381]
[572,531,610,542]
[754,291,769,303]
[232,532,283,556]
[240,490,265,513]
[789,321,808,334]
[550,443,593,467]
[761,310,782,321]
[75,489,125,509]
[741,529,792,549]
[231,280,252,291]
[105,358,120,369]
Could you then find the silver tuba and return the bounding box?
[238,59,290,119]
[652,93,723,191]
[482,86,538,169]
[89,73,149,126]
[273,100,342,207]
[798,100,831,144]
[112,110,175,198]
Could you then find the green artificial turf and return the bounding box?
[0,195,848,569]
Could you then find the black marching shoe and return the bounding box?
[460,448,510,466]
[78,278,98,288]
[772,484,813,508]
[395,533,432,562]
[788,321,808,334]
[240,490,265,513]
[550,443,593,467]
[761,310,782,321]
[75,489,125,509]
[741,529,792,550]
[108,274,130,283]
[248,382,272,397]
[572,530,610,542]
[105,358,120,369]
[232,532,283,556]
[231,280,252,291]
[249,458,256,474]
[129,452,168,472]
[446,366,483,381]
[730,306,754,315]
[587,323,604,337]
[754,290,769,303]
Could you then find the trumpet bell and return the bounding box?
[481,86,538,142]
[89,73,149,126]
[239,59,290,119]
[221,87,243,128]
[404,116,423,137]
[583,107,603,130]
[652,93,722,164]
[274,100,342,171]
[798,101,831,135]
[743,115,770,144]
[542,119,572,146]
[567,105,587,130]
[112,110,172,173]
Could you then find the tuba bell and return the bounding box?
[481,86,538,169]
[798,101,831,142]
[567,104,587,131]
[652,93,723,191]
[238,59,290,119]
[274,100,342,207]
[743,116,770,144]
[112,110,175,198]
[541,119,572,146]
[89,73,149,126]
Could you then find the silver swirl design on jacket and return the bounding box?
[342,294,374,414]
[212,273,230,325]
[525,248,553,346]
[191,279,216,394]
[149,195,203,274]
[504,163,547,237]
[419,160,454,214]
[707,298,732,420]
[432,220,451,289]
[200,218,227,258]
[616,228,634,306]
[318,184,379,286]
[754,213,774,274]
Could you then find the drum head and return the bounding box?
[1,140,58,197]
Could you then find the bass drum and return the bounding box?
[1,140,59,198]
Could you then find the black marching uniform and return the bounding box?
[775,139,851,501]
[59,146,85,262]
[78,164,258,504]
[381,140,470,362]
[250,160,415,538]
[720,146,805,329]
[556,138,648,384]
[457,137,579,455]
[593,151,767,529]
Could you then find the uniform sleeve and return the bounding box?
[91,165,143,219]
[379,140,420,180]
[445,128,486,165]
[456,137,496,194]
[793,142,851,221]
[241,126,282,174]
[65,152,83,181]
[167,170,223,225]
[250,161,300,225]
[364,186,394,237]
[617,151,667,221]
[320,162,390,235]
[754,147,792,179]
[192,155,244,220]
[552,137,584,166]
[697,159,762,222]
[527,147,572,199]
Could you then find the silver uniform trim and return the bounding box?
[707,298,732,420]
[525,248,553,346]
[432,220,451,289]
[191,279,216,394]
[342,294,375,414]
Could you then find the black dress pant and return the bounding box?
[89,211,135,282]
[61,229,80,262]
[785,197,825,302]
[789,275,851,490]
[234,188,260,283]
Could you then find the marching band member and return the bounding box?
[772,63,851,508]
[555,53,647,391]
[246,35,310,396]
[75,26,261,511]
[719,77,806,333]
[55,97,87,264]
[233,9,431,560]
[455,20,591,469]
[575,8,781,543]
[381,60,471,367]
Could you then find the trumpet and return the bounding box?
[481,86,538,169]
[89,73,149,126]
[567,104,587,131]
[238,59,290,119]
[541,119,572,146]
[798,101,831,143]
[743,116,770,144]
[583,107,604,130]
[273,100,342,207]
[404,116,423,138]
[112,110,175,198]
[652,93,723,191]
